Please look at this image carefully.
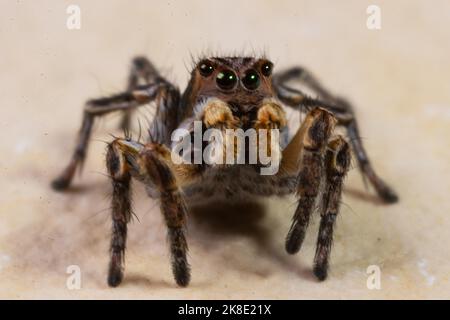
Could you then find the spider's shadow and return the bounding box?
[186,198,314,281]
[344,187,386,206]
[188,200,266,238]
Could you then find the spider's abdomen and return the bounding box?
[181,166,296,204]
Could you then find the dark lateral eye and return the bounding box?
[199,61,214,77]
[261,62,273,76]
[216,70,238,90]
[242,69,260,90]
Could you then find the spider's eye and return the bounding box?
[261,62,273,77]
[216,70,238,90]
[199,61,214,77]
[242,69,260,90]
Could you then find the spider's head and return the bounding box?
[192,56,275,108]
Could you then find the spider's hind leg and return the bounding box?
[51,62,180,191]
[273,67,398,204]
[120,56,160,131]
[50,91,144,191]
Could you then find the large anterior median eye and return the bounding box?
[199,61,214,77]
[216,70,238,90]
[242,69,260,90]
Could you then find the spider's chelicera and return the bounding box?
[51,56,398,288]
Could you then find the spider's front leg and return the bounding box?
[313,136,350,280]
[281,107,350,280]
[283,108,336,255]
[106,138,190,287]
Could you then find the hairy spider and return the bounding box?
[51,56,398,287]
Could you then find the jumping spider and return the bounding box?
[52,56,398,287]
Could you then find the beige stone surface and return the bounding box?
[1,0,449,299]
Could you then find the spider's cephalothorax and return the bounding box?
[182,57,276,121]
[52,55,398,288]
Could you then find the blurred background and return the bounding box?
[0,0,449,299]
